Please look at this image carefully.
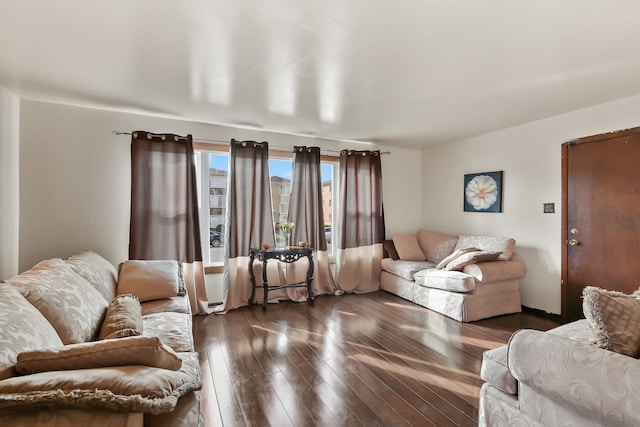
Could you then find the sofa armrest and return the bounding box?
[508,329,640,427]
[463,258,525,283]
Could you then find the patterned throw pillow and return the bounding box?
[0,283,63,381]
[441,250,503,271]
[6,258,109,344]
[454,235,515,261]
[435,247,479,269]
[582,286,640,357]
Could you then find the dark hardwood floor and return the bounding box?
[193,291,559,427]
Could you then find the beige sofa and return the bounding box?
[480,286,640,426]
[0,251,202,427]
[380,229,526,322]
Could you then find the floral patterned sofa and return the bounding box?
[0,251,202,427]
[480,286,640,426]
[380,229,526,322]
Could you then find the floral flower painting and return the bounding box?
[463,171,503,212]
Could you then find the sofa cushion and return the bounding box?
[0,352,201,415]
[143,312,194,353]
[480,345,517,395]
[582,286,640,357]
[6,258,108,345]
[416,229,459,263]
[118,260,182,302]
[414,269,475,292]
[99,294,144,340]
[141,295,192,316]
[0,284,63,381]
[454,235,515,261]
[380,258,435,281]
[67,251,118,302]
[15,336,181,375]
[442,250,503,272]
[392,234,426,261]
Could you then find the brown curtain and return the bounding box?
[129,130,209,314]
[284,146,340,300]
[335,150,385,292]
[220,139,283,312]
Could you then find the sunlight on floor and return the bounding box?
[399,323,504,349]
[348,340,476,379]
[384,301,432,312]
[350,352,480,399]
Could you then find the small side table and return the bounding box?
[248,247,314,311]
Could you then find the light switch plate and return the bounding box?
[543,203,555,213]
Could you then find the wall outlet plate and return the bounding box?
[543,203,555,213]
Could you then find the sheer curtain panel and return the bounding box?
[335,150,385,293]
[129,131,209,314]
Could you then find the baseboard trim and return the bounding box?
[522,305,563,323]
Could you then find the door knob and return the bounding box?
[568,239,580,246]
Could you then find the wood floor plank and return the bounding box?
[195,291,560,427]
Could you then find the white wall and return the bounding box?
[17,100,423,278]
[422,93,640,314]
[0,86,20,280]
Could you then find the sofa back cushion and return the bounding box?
[67,251,118,301]
[6,258,109,344]
[0,283,63,381]
[454,235,515,261]
[416,229,459,263]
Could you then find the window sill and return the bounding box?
[204,265,224,274]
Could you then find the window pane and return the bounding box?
[208,154,228,263]
[321,163,334,253]
[269,158,292,227]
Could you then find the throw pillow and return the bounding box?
[118,260,181,302]
[15,335,182,374]
[435,247,479,269]
[383,239,400,260]
[0,283,63,381]
[6,258,109,344]
[99,294,144,340]
[582,286,640,357]
[442,250,503,271]
[454,235,515,261]
[392,234,426,261]
[1,352,200,415]
[416,229,459,263]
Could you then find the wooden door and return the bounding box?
[562,127,640,321]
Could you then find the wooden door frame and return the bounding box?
[561,142,569,323]
[561,126,640,321]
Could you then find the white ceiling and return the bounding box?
[2,1,640,149]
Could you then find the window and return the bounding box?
[196,146,338,266]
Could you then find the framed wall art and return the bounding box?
[463,171,503,213]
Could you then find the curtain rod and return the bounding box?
[112,131,390,155]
